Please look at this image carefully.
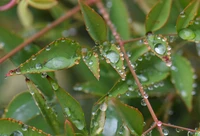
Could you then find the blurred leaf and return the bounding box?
[195,131,200,136]
[90,100,107,135]
[0,27,54,100]
[113,99,144,136]
[0,118,51,135]
[26,79,60,135]
[7,38,81,76]
[176,0,199,32]
[17,0,33,28]
[3,92,39,122]
[47,76,87,134]
[79,0,107,43]
[116,125,130,136]
[64,120,75,136]
[145,33,172,66]
[82,47,100,80]
[109,0,130,40]
[27,0,57,10]
[145,0,172,32]
[99,42,126,79]
[171,55,194,111]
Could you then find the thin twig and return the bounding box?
[162,123,196,133]
[95,1,164,136]
[142,122,157,136]
[0,0,98,64]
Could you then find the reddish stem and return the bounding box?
[162,123,196,133]
[0,0,17,11]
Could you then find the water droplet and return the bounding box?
[187,131,194,136]
[64,107,71,117]
[148,86,153,91]
[144,92,148,99]
[10,130,23,136]
[45,45,51,51]
[162,128,169,135]
[176,128,182,133]
[73,85,83,91]
[179,28,196,40]
[100,102,107,111]
[0,42,5,49]
[106,1,112,8]
[88,60,93,65]
[15,68,21,75]
[32,55,36,60]
[35,63,42,70]
[171,66,178,71]
[92,112,96,116]
[73,120,84,130]
[41,72,47,78]
[166,61,172,67]
[21,124,28,131]
[138,57,143,61]
[154,43,166,55]
[137,74,148,82]
[181,91,187,97]
[180,11,185,18]
[51,82,59,91]
[143,122,146,126]
[45,57,72,69]
[128,85,134,91]
[141,99,146,106]
[61,39,66,42]
[126,92,130,96]
[127,51,132,57]
[106,51,120,64]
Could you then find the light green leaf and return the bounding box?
[109,0,130,40]
[100,42,126,79]
[145,0,172,32]
[26,79,60,134]
[82,47,100,80]
[0,118,51,135]
[0,27,54,100]
[17,0,33,28]
[47,76,87,134]
[27,0,57,10]
[7,38,81,76]
[113,99,144,136]
[171,55,194,111]
[176,0,199,32]
[79,0,107,43]
[64,120,75,136]
[3,92,39,122]
[195,131,200,136]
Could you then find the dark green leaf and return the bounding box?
[7,38,81,76]
[145,0,172,32]
[3,92,40,122]
[100,42,126,79]
[113,99,144,136]
[64,120,75,136]
[0,118,51,135]
[171,55,194,111]
[176,0,199,32]
[82,47,100,80]
[47,76,87,134]
[79,0,107,43]
[26,79,60,134]
[109,0,130,40]
[0,26,54,100]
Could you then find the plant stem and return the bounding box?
[96,1,164,136]
[142,122,157,136]
[0,0,98,64]
[162,123,196,132]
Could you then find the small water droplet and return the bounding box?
[51,82,59,91]
[100,102,108,111]
[0,42,5,49]
[106,51,120,64]
[88,60,93,65]
[162,128,169,136]
[61,39,66,42]
[92,112,96,116]
[181,91,187,97]
[10,130,23,136]
[143,92,148,99]
[32,55,36,60]
[73,84,83,91]
[180,11,185,18]
[41,72,47,78]
[154,43,166,55]
[64,107,71,117]
[128,85,134,91]
[141,99,146,106]
[176,128,182,133]
[148,86,153,90]
[126,92,130,96]
[137,74,148,82]
[143,122,146,126]
[45,45,51,51]
[166,61,172,67]
[21,124,28,131]
[138,57,143,61]
[35,63,42,70]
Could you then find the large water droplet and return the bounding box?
[45,57,71,69]
[10,130,23,136]
[35,63,42,70]
[106,51,120,64]
[162,128,169,136]
[154,43,166,55]
[179,28,196,40]
[64,107,71,117]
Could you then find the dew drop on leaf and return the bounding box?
[180,11,185,18]
[178,28,196,40]
[51,82,59,91]
[162,128,169,136]
[137,74,148,82]
[99,102,108,111]
[45,45,51,51]
[141,99,146,106]
[64,107,71,117]
[41,72,47,78]
[35,63,42,70]
[10,130,23,136]
[73,120,84,130]
[106,51,120,64]
[21,124,28,131]
[154,43,167,55]
[45,57,71,69]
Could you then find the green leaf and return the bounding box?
[171,55,194,111]
[99,42,126,79]
[0,26,54,100]
[0,118,51,135]
[82,47,100,80]
[113,99,144,136]
[195,131,200,136]
[27,0,57,10]
[17,0,33,28]
[109,0,130,40]
[176,0,199,32]
[7,38,81,76]
[3,92,40,122]
[145,0,172,32]
[116,125,130,136]
[47,76,87,134]
[26,79,60,134]
[79,0,107,43]
[145,33,172,67]
[90,100,107,135]
[64,120,75,136]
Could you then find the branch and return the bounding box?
[0,0,17,11]
[0,0,98,64]
[162,123,196,133]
